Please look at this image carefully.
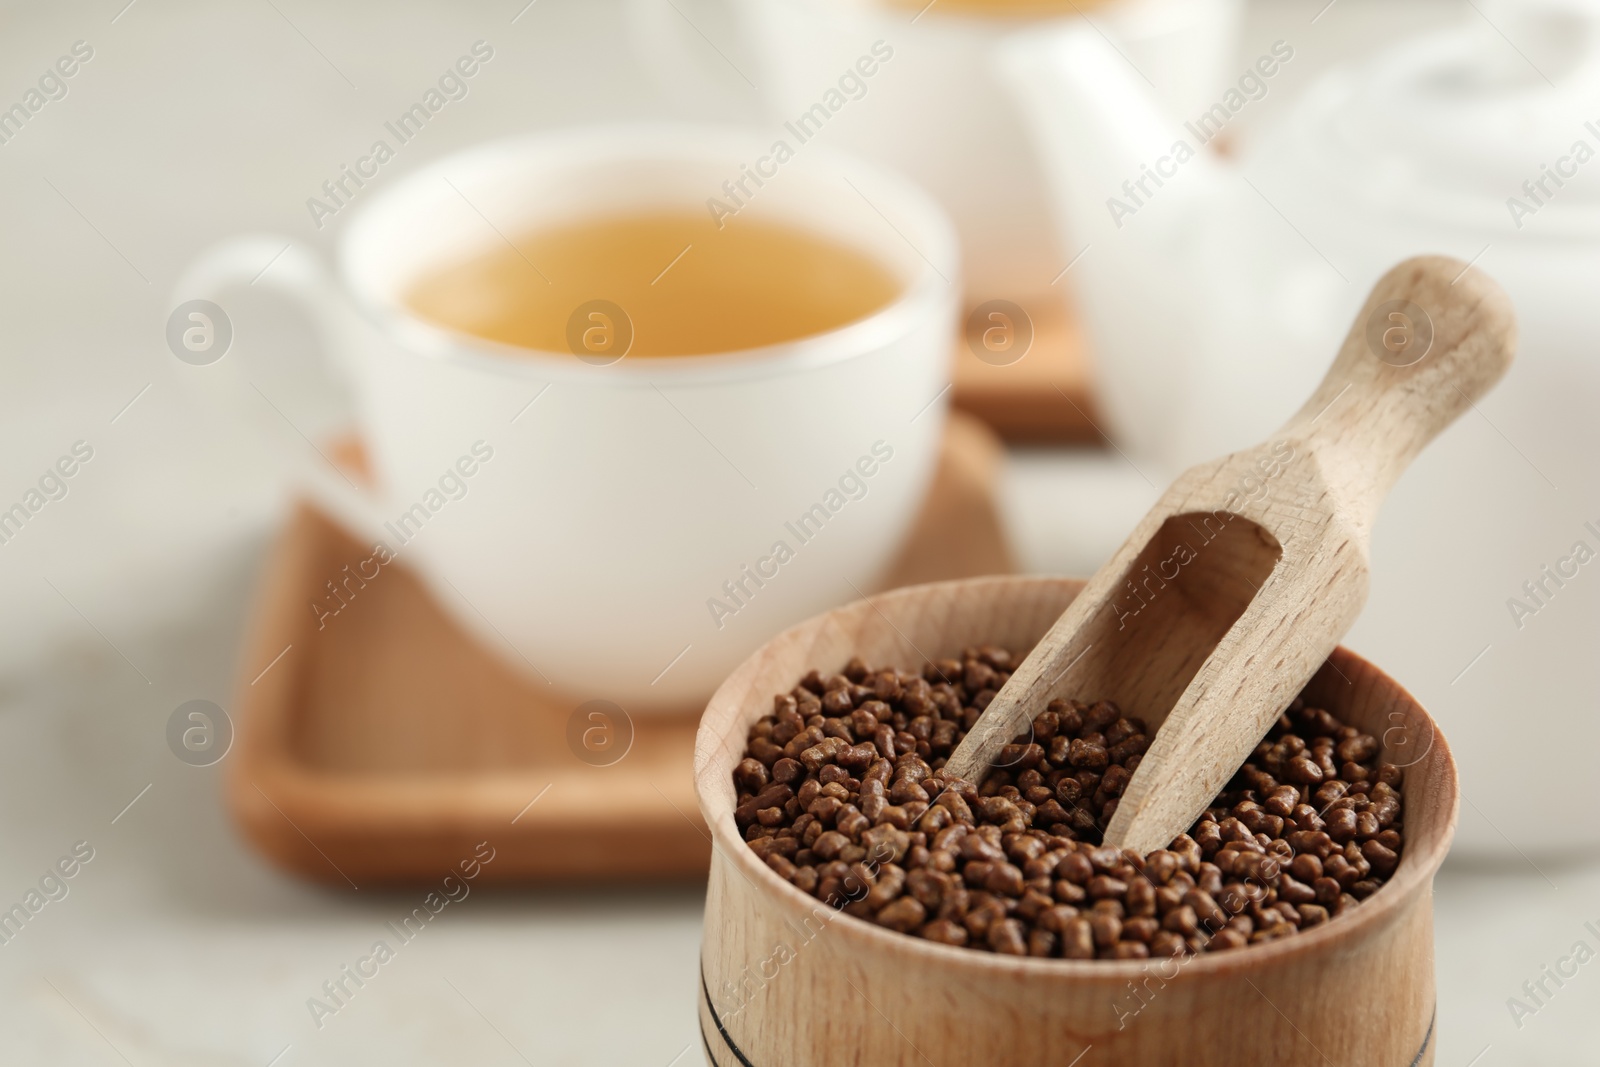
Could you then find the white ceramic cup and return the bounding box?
[636,0,1240,308]
[175,125,959,710]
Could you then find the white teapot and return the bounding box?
[1005,1,1600,856]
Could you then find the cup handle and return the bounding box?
[171,234,390,539]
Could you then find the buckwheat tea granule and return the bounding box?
[734,646,1404,958]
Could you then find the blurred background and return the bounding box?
[1,0,1597,1062]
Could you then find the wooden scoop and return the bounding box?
[943,255,1515,854]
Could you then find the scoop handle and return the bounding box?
[1277,255,1516,526]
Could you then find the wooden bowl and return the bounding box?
[694,576,1457,1066]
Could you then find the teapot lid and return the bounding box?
[1288,0,1600,236]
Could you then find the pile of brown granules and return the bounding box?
[734,646,1404,958]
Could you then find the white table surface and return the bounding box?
[0,0,1594,1062]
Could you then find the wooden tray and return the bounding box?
[227,413,1014,886]
[951,292,1102,444]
